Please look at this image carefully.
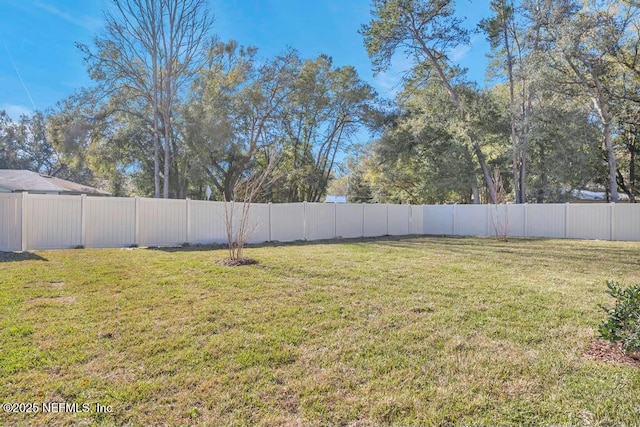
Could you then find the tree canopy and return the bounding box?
[3,0,639,204]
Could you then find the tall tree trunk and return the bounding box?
[500,3,521,203]
[420,48,497,203]
[472,180,480,204]
[519,152,527,203]
[630,133,636,203]
[151,3,161,199]
[153,110,161,198]
[603,120,618,203]
[592,93,618,202]
[163,118,171,198]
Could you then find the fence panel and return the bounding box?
[502,204,526,237]
[246,203,271,244]
[485,204,526,238]
[567,204,611,240]
[336,204,364,238]
[409,205,423,235]
[455,205,488,236]
[613,204,640,241]
[189,200,227,244]
[271,203,305,242]
[526,204,566,238]
[388,204,410,236]
[423,205,454,235]
[85,197,136,247]
[138,198,186,246]
[306,203,336,241]
[25,194,82,249]
[0,194,21,251]
[364,204,388,237]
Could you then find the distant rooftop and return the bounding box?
[571,189,629,202]
[325,195,347,203]
[0,170,110,196]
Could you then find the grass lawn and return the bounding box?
[1,236,640,426]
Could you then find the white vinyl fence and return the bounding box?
[0,193,423,251]
[1,193,639,251]
[423,203,640,241]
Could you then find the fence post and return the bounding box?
[361,204,365,237]
[409,205,413,235]
[80,194,86,248]
[20,192,27,252]
[452,204,457,236]
[186,198,191,244]
[523,203,528,237]
[564,203,569,239]
[386,203,390,235]
[268,202,272,241]
[134,197,140,247]
[333,202,337,239]
[486,203,490,237]
[303,201,307,241]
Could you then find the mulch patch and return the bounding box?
[217,257,259,266]
[584,339,640,368]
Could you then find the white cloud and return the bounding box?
[449,44,471,62]
[373,54,415,98]
[2,104,33,120]
[448,34,481,63]
[33,1,103,32]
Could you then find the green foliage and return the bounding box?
[599,280,640,354]
[360,0,469,78]
[354,77,510,204]
[0,111,57,173]
[269,56,377,203]
[186,44,377,202]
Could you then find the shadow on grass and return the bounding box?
[370,235,640,268]
[143,234,640,269]
[0,251,48,262]
[145,234,431,253]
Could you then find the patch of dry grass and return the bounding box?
[1,236,640,426]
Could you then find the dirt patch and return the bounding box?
[22,281,65,289]
[584,339,640,368]
[217,258,259,266]
[27,296,77,305]
[48,282,65,287]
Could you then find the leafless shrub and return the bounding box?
[223,161,277,263]
[490,170,509,241]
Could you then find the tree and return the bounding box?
[0,111,58,174]
[273,55,377,202]
[524,88,602,202]
[361,0,499,202]
[79,0,212,198]
[481,0,540,203]
[47,88,143,195]
[186,45,376,203]
[533,0,640,202]
[365,78,509,204]
[185,41,296,201]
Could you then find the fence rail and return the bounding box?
[1,193,639,251]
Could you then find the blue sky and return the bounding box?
[0,0,493,120]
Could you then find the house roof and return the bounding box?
[0,170,110,196]
[325,195,347,203]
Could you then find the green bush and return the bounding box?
[599,280,640,354]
